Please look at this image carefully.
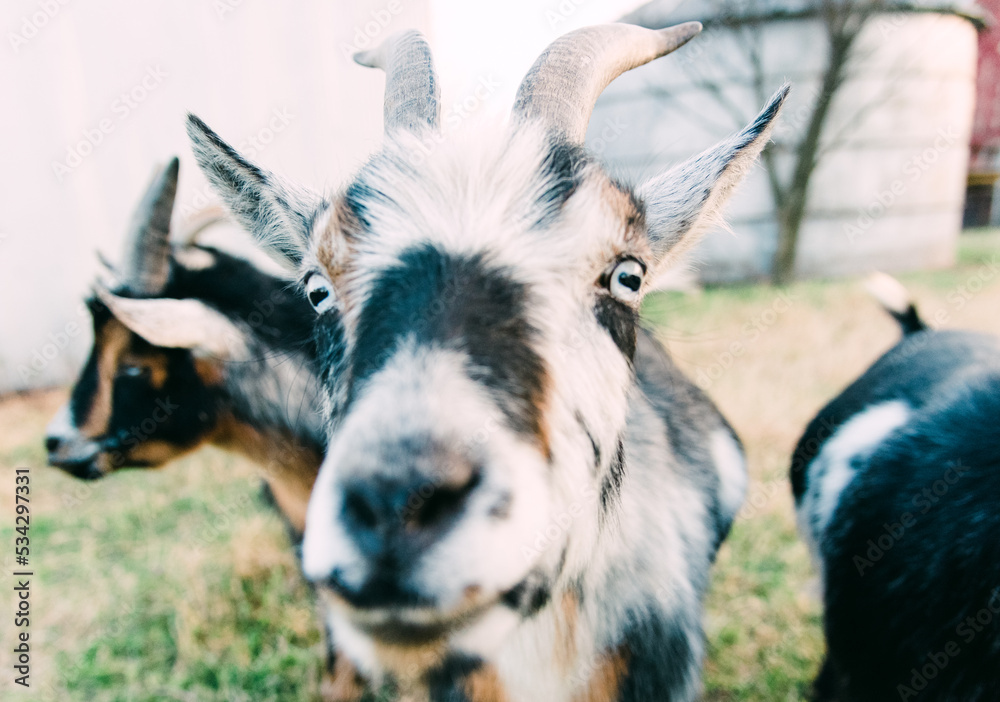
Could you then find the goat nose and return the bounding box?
[45,436,61,453]
[341,470,482,547]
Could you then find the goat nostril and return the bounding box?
[45,436,60,453]
[412,471,482,529]
[342,488,380,531]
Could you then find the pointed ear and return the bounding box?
[185,114,323,268]
[96,287,248,361]
[639,85,789,268]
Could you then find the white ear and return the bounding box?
[185,114,323,269]
[639,85,789,268]
[96,287,248,361]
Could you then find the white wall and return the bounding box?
[0,0,644,393]
[592,2,979,282]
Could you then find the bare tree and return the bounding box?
[643,0,924,283]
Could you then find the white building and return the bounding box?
[590,0,981,282]
[0,0,642,393]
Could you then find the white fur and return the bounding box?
[865,271,911,316]
[193,81,785,699]
[798,400,911,563]
[710,429,748,524]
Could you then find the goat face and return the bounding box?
[46,295,220,479]
[47,158,282,480]
[189,24,786,675]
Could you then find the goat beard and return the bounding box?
[318,587,504,682]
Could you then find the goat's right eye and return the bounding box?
[305,274,336,314]
[118,364,148,380]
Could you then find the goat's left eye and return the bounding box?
[305,274,335,314]
[608,259,644,302]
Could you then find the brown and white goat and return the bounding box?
[188,24,788,701]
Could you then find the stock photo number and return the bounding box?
[13,467,32,688]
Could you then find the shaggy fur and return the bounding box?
[188,38,786,698]
[793,280,1000,702]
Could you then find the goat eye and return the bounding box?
[118,364,148,379]
[305,274,335,314]
[608,259,644,302]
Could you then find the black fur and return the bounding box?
[594,296,639,360]
[426,654,483,702]
[795,325,1000,701]
[65,247,324,471]
[500,570,552,619]
[887,303,927,335]
[533,138,588,227]
[349,244,547,445]
[600,439,626,513]
[790,330,1000,499]
[576,411,601,473]
[617,607,700,701]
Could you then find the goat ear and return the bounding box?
[185,114,322,269]
[639,85,789,268]
[96,287,248,361]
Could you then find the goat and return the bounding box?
[187,24,788,701]
[44,158,370,699]
[45,157,323,528]
[792,273,1000,702]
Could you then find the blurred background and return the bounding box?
[2,0,998,392]
[2,1,1000,700]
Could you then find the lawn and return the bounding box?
[3,231,999,701]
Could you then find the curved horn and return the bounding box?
[355,30,440,134]
[513,22,702,143]
[120,157,179,295]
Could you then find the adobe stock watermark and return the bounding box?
[693,290,797,390]
[212,0,244,19]
[8,0,71,53]
[894,255,1000,336]
[853,460,971,577]
[178,107,294,220]
[844,124,962,243]
[737,479,781,522]
[545,0,589,28]
[589,116,627,157]
[339,0,405,60]
[895,587,1000,701]
[519,484,600,563]
[59,398,180,509]
[51,65,169,182]
[405,75,501,166]
[16,304,89,384]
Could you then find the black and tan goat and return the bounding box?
[44,158,376,700]
[793,273,1000,702]
[45,157,324,529]
[188,24,787,701]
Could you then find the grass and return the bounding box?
[2,231,1000,700]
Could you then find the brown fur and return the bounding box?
[213,417,320,533]
[79,319,131,437]
[321,655,368,702]
[465,665,509,702]
[572,649,629,702]
[555,590,580,673]
[315,197,361,321]
[127,439,191,467]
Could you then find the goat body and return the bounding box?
[794,277,1000,701]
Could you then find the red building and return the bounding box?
[966,0,1000,226]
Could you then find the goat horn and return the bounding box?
[120,156,179,295]
[355,30,440,134]
[512,22,702,143]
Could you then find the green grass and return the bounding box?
[3,230,1000,700]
